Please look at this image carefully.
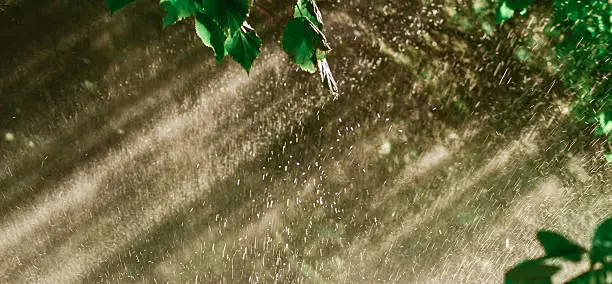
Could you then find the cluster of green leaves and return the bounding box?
[547,0,612,161]
[599,111,612,161]
[105,0,337,94]
[282,0,337,93]
[505,216,611,284]
[496,0,612,161]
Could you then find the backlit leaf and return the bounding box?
[496,2,515,24]
[282,17,329,73]
[160,0,197,27]
[201,0,249,31]
[294,0,324,29]
[225,22,261,73]
[195,12,227,62]
[598,111,612,136]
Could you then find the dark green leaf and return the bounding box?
[537,231,586,262]
[160,0,197,27]
[282,17,329,73]
[505,259,560,284]
[195,12,227,62]
[566,268,609,284]
[106,0,136,15]
[160,2,179,27]
[294,0,324,29]
[200,0,249,31]
[505,0,534,11]
[591,217,612,266]
[224,23,261,73]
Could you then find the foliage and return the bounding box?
[496,0,612,161]
[282,0,337,93]
[505,216,612,284]
[496,0,533,24]
[105,0,337,95]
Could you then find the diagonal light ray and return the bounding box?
[0,54,283,280]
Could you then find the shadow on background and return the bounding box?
[0,0,610,283]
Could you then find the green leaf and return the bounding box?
[496,2,515,24]
[566,268,608,284]
[106,0,136,15]
[200,0,249,31]
[315,49,327,61]
[195,12,227,62]
[294,0,324,29]
[224,23,261,73]
[505,259,560,284]
[590,217,612,266]
[505,0,534,11]
[562,0,580,22]
[537,231,586,262]
[598,111,612,136]
[161,2,179,26]
[160,0,197,27]
[282,17,329,73]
